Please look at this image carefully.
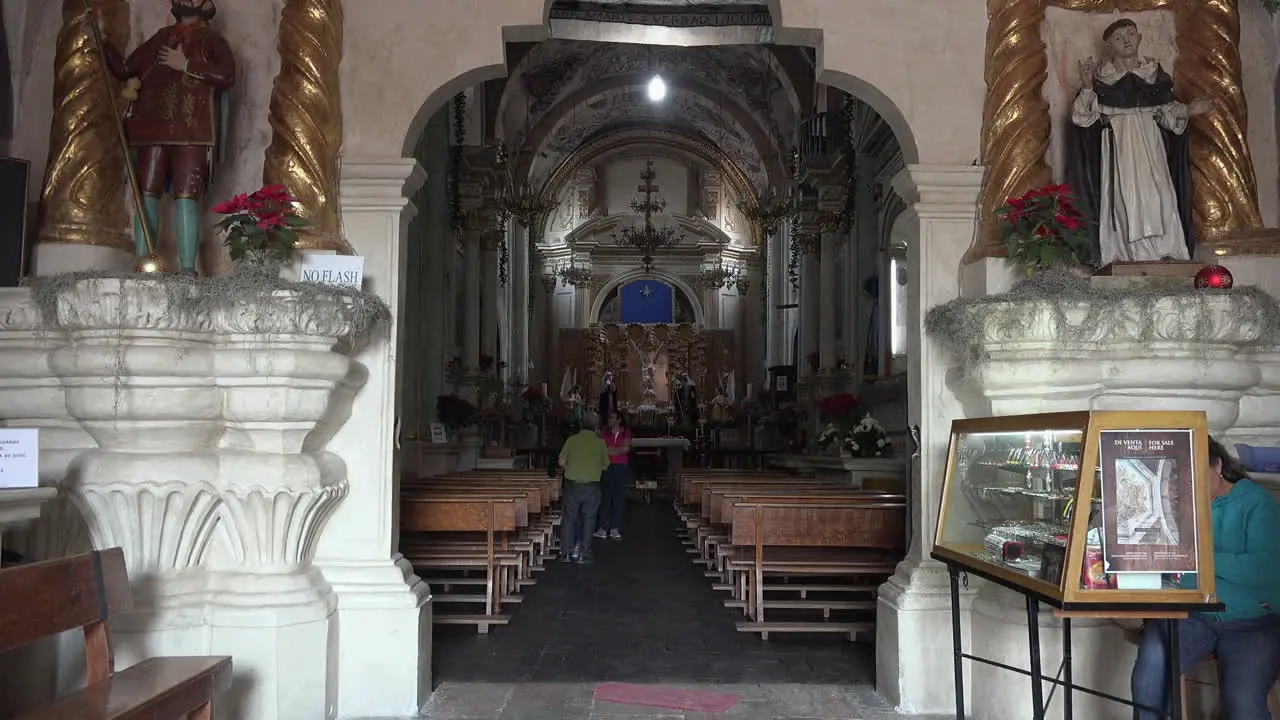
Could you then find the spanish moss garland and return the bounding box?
[924,270,1280,371]
[26,269,392,417]
[28,269,391,339]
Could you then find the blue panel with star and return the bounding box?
[619,280,674,324]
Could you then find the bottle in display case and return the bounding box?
[932,410,1217,608]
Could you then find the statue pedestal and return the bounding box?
[0,276,406,720]
[928,284,1273,720]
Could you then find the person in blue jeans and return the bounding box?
[594,411,632,540]
[557,421,609,564]
[1131,437,1280,719]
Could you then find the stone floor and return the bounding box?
[403,500,951,720]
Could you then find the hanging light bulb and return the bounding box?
[647,74,666,102]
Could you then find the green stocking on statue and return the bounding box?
[100,0,235,274]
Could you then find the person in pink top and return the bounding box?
[594,410,632,540]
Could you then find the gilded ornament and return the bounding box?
[38,0,132,250]
[263,0,349,253]
[973,0,1267,263]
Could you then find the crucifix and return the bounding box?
[637,160,660,195]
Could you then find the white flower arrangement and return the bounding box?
[817,414,891,458]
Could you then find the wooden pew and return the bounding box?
[727,498,906,639]
[703,487,902,579]
[405,472,560,572]
[0,548,232,719]
[400,494,520,633]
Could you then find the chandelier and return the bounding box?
[557,261,592,288]
[612,160,684,273]
[695,258,736,290]
[493,141,558,232]
[737,187,799,238]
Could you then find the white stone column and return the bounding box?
[875,164,984,715]
[510,224,530,382]
[818,231,839,371]
[480,233,499,362]
[765,230,781,368]
[461,230,482,370]
[798,236,819,378]
[319,158,431,719]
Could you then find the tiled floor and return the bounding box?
[407,500,950,719]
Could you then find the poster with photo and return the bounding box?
[1098,429,1198,573]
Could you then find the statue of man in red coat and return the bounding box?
[101,0,235,274]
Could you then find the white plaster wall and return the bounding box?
[603,157,688,216]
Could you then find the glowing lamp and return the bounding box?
[133,252,170,274]
[647,75,666,102]
[1194,264,1233,290]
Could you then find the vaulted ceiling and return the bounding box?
[497,40,805,195]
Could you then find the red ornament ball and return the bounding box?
[1194,264,1233,290]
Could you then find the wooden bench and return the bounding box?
[725,498,906,640]
[0,548,232,719]
[405,473,560,571]
[399,471,564,633]
[400,494,521,633]
[704,489,903,585]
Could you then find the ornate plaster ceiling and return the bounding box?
[503,40,795,192]
[548,1,772,28]
[531,85,767,190]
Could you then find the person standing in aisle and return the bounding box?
[557,421,609,563]
[594,410,632,540]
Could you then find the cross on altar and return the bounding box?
[637,160,660,195]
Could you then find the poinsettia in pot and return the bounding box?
[212,184,308,274]
[996,184,1092,275]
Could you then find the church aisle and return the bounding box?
[413,503,958,719]
[431,502,875,685]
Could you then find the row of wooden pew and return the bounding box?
[399,469,562,634]
[674,469,907,640]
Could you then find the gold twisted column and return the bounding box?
[972,0,1267,263]
[38,0,131,250]
[263,0,350,253]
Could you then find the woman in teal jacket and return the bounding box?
[1131,437,1280,719]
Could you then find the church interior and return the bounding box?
[2,0,1280,719]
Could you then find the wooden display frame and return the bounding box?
[932,410,1216,610]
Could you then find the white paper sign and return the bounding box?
[0,428,39,489]
[300,254,364,289]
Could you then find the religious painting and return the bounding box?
[975,1,1263,263]
[577,188,592,219]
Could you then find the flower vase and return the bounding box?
[839,447,853,459]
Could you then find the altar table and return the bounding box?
[632,437,691,491]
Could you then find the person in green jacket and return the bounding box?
[1131,437,1280,719]
[557,422,609,564]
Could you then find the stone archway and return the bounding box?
[332,2,955,717]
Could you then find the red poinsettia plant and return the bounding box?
[996,184,1091,273]
[819,392,862,423]
[211,184,309,264]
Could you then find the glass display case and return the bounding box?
[932,410,1217,608]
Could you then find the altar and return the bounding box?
[556,322,737,429]
[632,436,692,489]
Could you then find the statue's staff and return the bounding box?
[79,0,156,257]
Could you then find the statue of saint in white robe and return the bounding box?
[1070,58,1193,266]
